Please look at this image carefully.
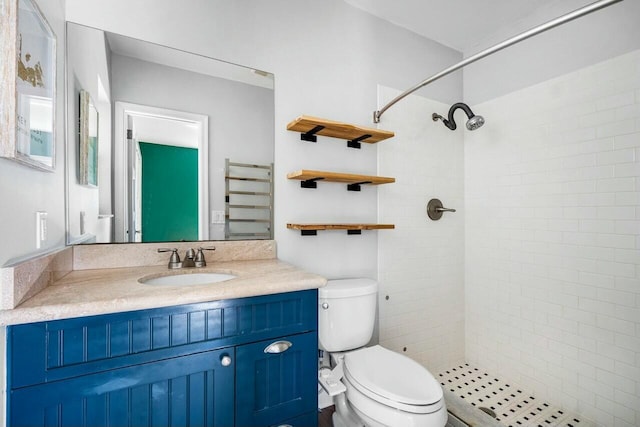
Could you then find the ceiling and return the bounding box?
[343,0,568,53]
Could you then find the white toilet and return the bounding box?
[318,278,447,427]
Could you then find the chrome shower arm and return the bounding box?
[372,0,624,124]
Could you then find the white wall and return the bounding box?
[377,86,465,372]
[465,50,640,427]
[65,0,462,279]
[464,0,640,105]
[0,0,66,267]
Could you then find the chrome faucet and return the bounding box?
[158,247,216,269]
[183,248,196,268]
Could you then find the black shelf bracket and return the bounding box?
[301,125,326,142]
[347,134,372,149]
[300,177,325,189]
[347,181,372,192]
[295,228,370,235]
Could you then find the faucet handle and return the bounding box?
[158,247,179,257]
[157,248,182,269]
[194,247,216,268]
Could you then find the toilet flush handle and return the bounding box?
[321,302,329,309]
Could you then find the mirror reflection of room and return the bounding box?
[117,104,207,243]
[65,23,274,245]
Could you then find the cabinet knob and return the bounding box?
[264,340,293,354]
[220,354,232,367]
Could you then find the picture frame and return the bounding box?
[79,89,98,186]
[0,0,56,171]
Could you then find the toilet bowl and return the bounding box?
[319,279,447,427]
[341,345,447,426]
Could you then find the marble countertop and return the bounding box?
[0,259,326,325]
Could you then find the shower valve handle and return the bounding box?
[436,207,456,213]
[427,199,456,221]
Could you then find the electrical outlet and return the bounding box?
[211,210,226,224]
[36,211,48,249]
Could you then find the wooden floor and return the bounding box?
[318,405,335,427]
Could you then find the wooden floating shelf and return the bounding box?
[287,115,394,148]
[287,169,395,190]
[287,223,395,236]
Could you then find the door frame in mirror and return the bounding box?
[114,102,209,242]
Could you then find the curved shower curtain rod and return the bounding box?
[372,0,624,124]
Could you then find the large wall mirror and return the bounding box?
[65,22,275,245]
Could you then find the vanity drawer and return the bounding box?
[9,289,317,389]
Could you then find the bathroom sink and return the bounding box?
[140,272,236,286]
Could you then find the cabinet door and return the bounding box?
[235,332,318,427]
[9,348,235,427]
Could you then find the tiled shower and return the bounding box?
[378,50,640,426]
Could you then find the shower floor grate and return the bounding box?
[437,364,595,427]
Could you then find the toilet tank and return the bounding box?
[318,278,378,352]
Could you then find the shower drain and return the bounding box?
[437,364,596,427]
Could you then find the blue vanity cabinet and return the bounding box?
[7,289,318,427]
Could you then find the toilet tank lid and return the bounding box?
[319,278,378,298]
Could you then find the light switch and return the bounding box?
[211,210,226,224]
[36,211,48,248]
[80,211,86,234]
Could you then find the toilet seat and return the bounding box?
[343,345,443,414]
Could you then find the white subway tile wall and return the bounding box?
[377,86,466,373]
[465,50,640,427]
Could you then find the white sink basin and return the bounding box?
[140,272,236,286]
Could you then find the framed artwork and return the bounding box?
[0,0,56,171]
[79,89,98,186]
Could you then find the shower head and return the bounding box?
[432,102,485,131]
[466,114,485,131]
